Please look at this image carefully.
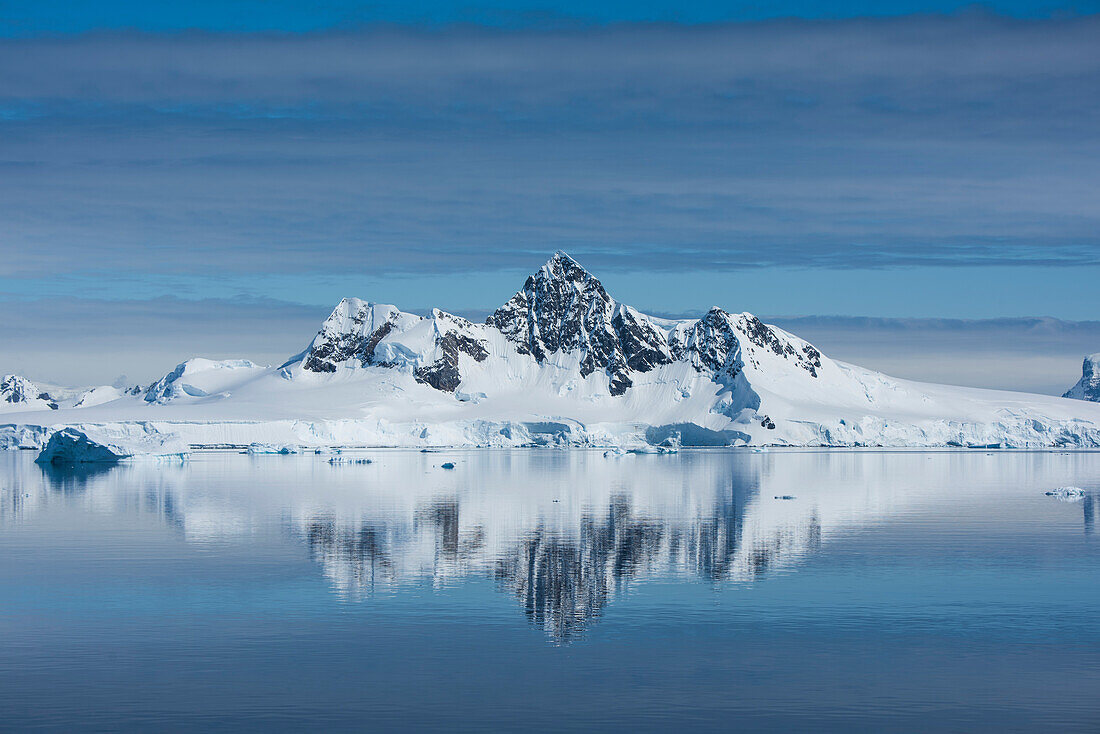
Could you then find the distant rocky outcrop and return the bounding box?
[1,374,58,411]
[1064,354,1100,402]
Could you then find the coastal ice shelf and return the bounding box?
[4,252,1100,451]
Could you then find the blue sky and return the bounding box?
[3,0,1099,33]
[0,1,1098,388]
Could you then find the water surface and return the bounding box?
[2,449,1099,732]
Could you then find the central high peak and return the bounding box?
[538,250,595,285]
[487,251,670,395]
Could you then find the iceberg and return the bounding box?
[35,424,189,464]
[246,443,299,455]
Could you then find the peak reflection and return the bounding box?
[296,487,826,643]
[7,450,1093,643]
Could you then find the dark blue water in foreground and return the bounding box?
[2,449,1099,732]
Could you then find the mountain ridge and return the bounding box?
[299,251,826,403]
[4,252,1100,451]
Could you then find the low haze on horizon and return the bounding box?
[1,0,1098,392]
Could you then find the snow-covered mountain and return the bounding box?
[143,358,269,404]
[1,375,58,412]
[5,252,1100,450]
[1063,354,1100,402]
[297,251,828,416]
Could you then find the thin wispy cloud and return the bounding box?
[0,16,1097,284]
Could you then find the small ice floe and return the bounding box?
[246,443,298,455]
[773,495,796,500]
[1045,486,1087,502]
[440,462,456,470]
[603,447,626,458]
[751,447,769,453]
[329,457,372,465]
[35,425,188,465]
[628,444,678,455]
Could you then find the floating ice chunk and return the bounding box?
[628,445,678,455]
[1045,486,1086,501]
[35,425,188,464]
[440,462,456,469]
[246,443,299,455]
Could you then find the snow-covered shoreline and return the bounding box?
[4,409,1100,455]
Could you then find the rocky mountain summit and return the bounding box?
[487,251,673,395]
[1,374,58,411]
[1063,354,1100,402]
[300,251,824,401]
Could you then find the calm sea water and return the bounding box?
[2,449,1099,732]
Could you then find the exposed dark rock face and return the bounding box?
[736,313,821,377]
[487,251,671,396]
[305,320,395,373]
[668,308,820,382]
[1064,354,1100,402]
[2,375,56,409]
[2,375,31,404]
[415,331,489,393]
[670,308,744,380]
[297,252,828,398]
[144,361,188,403]
[303,301,407,373]
[36,392,59,410]
[414,311,490,393]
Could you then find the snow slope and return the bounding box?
[4,253,1100,449]
[143,358,269,403]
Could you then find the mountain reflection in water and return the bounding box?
[5,449,1096,643]
[301,491,818,642]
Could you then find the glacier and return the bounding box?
[4,252,1100,451]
